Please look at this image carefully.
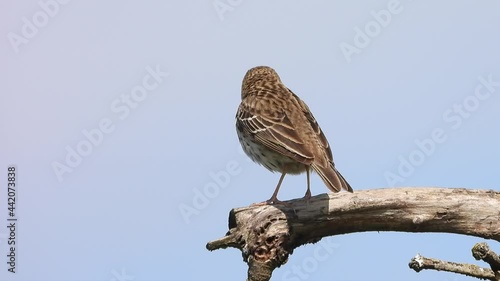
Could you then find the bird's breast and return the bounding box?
[237,129,307,175]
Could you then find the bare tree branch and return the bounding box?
[206,187,500,281]
[409,253,495,280]
[473,243,500,281]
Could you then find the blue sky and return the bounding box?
[1,1,500,280]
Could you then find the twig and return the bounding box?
[409,253,495,280]
[473,243,500,281]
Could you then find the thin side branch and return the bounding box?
[207,187,500,281]
[473,243,500,281]
[409,253,495,280]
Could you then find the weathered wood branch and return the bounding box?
[409,253,495,280]
[473,242,500,280]
[408,242,500,280]
[206,187,500,281]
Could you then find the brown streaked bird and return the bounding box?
[236,66,353,204]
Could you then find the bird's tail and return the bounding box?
[312,163,353,193]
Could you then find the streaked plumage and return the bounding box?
[236,66,352,204]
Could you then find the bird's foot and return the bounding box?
[251,196,289,206]
[302,190,312,205]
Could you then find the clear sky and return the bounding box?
[1,1,500,281]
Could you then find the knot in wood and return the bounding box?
[244,208,291,265]
[412,216,425,225]
[472,242,489,260]
[408,254,424,272]
[250,229,290,264]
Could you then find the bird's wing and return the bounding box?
[288,89,353,192]
[288,89,334,163]
[236,90,314,164]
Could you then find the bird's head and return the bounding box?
[241,66,282,99]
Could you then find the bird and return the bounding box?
[236,66,353,204]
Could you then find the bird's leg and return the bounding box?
[303,165,311,201]
[251,169,288,206]
[266,168,287,204]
